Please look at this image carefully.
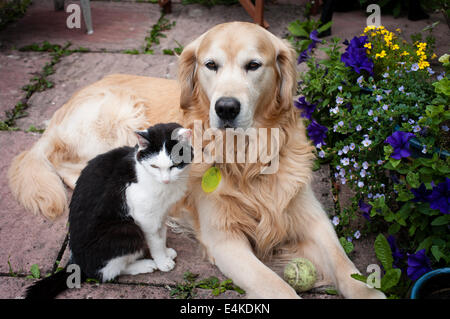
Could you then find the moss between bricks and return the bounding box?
[123,11,180,56]
[0,41,90,132]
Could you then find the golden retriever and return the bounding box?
[8,22,385,299]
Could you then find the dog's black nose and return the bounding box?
[215,97,241,121]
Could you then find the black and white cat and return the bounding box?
[25,123,193,299]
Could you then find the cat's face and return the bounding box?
[135,123,192,185]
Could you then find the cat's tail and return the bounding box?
[25,266,85,299]
[8,136,68,219]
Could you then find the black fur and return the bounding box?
[25,123,188,299]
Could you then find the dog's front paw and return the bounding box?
[166,248,177,260]
[155,257,175,272]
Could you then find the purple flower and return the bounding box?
[387,235,404,268]
[411,183,432,203]
[341,36,374,75]
[428,178,450,214]
[297,49,309,64]
[297,30,321,64]
[407,249,432,281]
[384,131,416,159]
[294,96,316,120]
[307,120,328,146]
[358,199,372,221]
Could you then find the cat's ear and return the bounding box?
[135,131,150,149]
[174,128,192,143]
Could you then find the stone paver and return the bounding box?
[0,131,68,275]
[311,164,335,216]
[155,4,304,52]
[16,52,178,130]
[0,0,161,52]
[0,51,51,119]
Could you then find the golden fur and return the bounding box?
[8,22,385,298]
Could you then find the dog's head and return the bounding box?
[178,22,297,129]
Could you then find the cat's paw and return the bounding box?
[166,248,177,260]
[155,257,175,272]
[123,259,157,276]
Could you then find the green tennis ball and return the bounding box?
[284,258,317,292]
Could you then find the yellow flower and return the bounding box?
[375,50,387,59]
[431,53,437,59]
[391,44,399,50]
[418,61,430,69]
[364,42,372,50]
[396,28,401,33]
[416,42,427,51]
[364,25,376,33]
[400,51,409,56]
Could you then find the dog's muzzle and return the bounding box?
[215,97,240,128]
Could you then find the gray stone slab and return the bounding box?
[0,276,33,299]
[0,0,161,52]
[0,131,68,275]
[155,4,304,52]
[57,282,172,299]
[0,51,51,120]
[16,52,178,130]
[311,165,335,216]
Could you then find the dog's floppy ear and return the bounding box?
[178,38,200,110]
[275,39,297,113]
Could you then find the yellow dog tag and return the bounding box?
[201,166,221,193]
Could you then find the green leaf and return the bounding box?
[430,245,446,262]
[350,273,367,283]
[431,215,450,226]
[396,190,414,202]
[317,21,332,34]
[287,22,309,38]
[389,158,401,168]
[162,49,174,55]
[388,223,401,235]
[381,268,401,291]
[30,264,40,279]
[374,234,393,271]
[339,237,354,254]
[324,288,338,295]
[417,236,433,252]
[406,172,420,188]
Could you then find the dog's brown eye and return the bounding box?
[246,61,261,71]
[205,61,218,71]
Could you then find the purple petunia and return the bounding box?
[411,183,432,203]
[341,36,374,75]
[307,119,328,146]
[297,49,309,64]
[294,96,316,120]
[358,199,372,221]
[297,30,321,64]
[385,131,416,159]
[428,178,450,214]
[407,249,432,281]
[387,235,404,268]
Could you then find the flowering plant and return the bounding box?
[291,24,450,298]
